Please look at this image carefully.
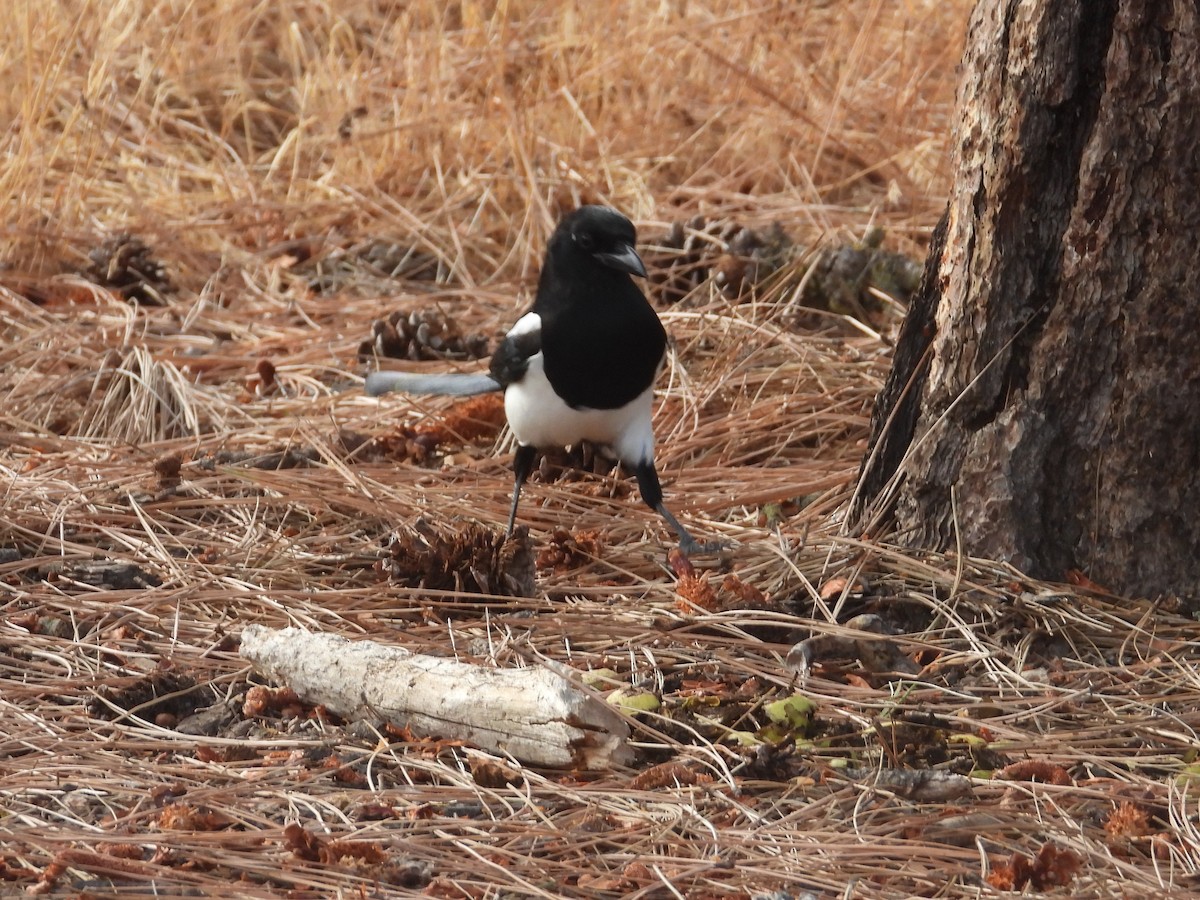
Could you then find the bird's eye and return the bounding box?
[575,232,595,252]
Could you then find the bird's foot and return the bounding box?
[654,502,727,556]
[676,535,729,556]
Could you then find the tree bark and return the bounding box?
[851,0,1200,597]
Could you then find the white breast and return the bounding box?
[504,352,656,466]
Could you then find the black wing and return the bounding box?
[488,312,542,387]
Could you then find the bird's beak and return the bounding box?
[595,242,647,278]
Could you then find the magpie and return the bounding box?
[366,205,717,554]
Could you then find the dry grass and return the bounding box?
[4,1,1200,898]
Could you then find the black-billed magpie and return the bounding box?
[366,205,716,554]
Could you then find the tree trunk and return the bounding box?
[851,0,1200,598]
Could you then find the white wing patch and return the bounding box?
[507,311,541,341]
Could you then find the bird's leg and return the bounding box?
[634,461,722,555]
[506,444,538,536]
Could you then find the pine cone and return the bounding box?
[802,229,922,323]
[359,308,489,361]
[645,216,794,304]
[379,518,535,597]
[86,233,173,305]
[714,221,794,296]
[536,529,604,572]
[644,216,737,304]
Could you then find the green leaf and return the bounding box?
[581,668,622,688]
[607,688,660,713]
[948,733,989,749]
[764,694,816,729]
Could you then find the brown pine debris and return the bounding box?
[667,550,776,614]
[996,760,1074,786]
[986,842,1082,892]
[87,669,208,722]
[1103,801,1153,842]
[536,528,604,572]
[378,517,535,597]
[340,393,506,463]
[282,824,433,888]
[4,3,1196,896]
[157,803,232,832]
[786,613,920,677]
[629,760,711,791]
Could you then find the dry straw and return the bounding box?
[4,1,1198,897]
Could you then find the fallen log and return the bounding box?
[239,625,632,770]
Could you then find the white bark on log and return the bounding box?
[239,625,633,770]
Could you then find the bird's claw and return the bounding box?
[676,536,729,556]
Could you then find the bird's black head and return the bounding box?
[551,205,647,278]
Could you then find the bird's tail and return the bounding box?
[365,371,502,397]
